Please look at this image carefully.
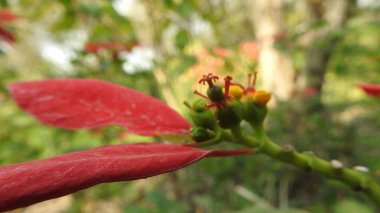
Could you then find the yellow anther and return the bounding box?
[253,90,271,105]
[223,85,244,100]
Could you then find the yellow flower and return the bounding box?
[223,85,244,100]
[253,90,271,105]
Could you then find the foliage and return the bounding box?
[0,0,380,212]
[0,141,250,211]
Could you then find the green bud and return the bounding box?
[215,102,242,129]
[207,86,225,103]
[190,127,215,142]
[190,99,216,129]
[192,99,207,112]
[242,97,268,128]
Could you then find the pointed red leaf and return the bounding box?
[0,143,252,211]
[9,79,191,136]
[357,83,380,97]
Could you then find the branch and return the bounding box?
[230,126,380,207]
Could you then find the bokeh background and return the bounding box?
[1,0,380,212]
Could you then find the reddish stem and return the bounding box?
[247,73,252,87]
[252,72,257,87]
[224,76,232,97]
[245,72,258,94]
[193,90,209,99]
[231,83,245,91]
[205,102,223,110]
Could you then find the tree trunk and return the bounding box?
[300,0,353,110]
[250,0,295,103]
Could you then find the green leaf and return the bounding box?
[177,1,194,18]
[51,9,76,31]
[175,30,191,50]
[163,0,175,8]
[79,4,101,18]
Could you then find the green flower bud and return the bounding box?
[215,101,242,129]
[194,73,227,105]
[242,97,268,128]
[207,86,225,103]
[192,99,207,112]
[190,99,217,129]
[190,127,215,142]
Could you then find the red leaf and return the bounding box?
[9,78,191,136]
[357,83,380,98]
[0,143,252,211]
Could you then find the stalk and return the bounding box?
[229,126,380,207]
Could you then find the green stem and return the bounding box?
[230,126,259,147]
[191,129,233,148]
[231,127,380,207]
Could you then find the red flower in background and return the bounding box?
[0,9,17,44]
[0,9,18,23]
[302,86,319,98]
[212,47,231,58]
[239,40,260,60]
[84,41,139,53]
[357,83,380,98]
[1,78,252,211]
[184,49,224,89]
[0,27,15,43]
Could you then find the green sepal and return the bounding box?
[192,99,207,112]
[215,101,242,129]
[242,97,268,129]
[190,126,216,142]
[190,99,217,130]
[207,86,225,103]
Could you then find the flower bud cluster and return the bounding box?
[189,73,271,142]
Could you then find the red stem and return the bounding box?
[193,90,209,99]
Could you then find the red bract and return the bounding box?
[357,83,380,98]
[5,78,252,210]
[9,78,191,136]
[0,143,252,211]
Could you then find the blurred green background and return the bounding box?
[1,0,380,212]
